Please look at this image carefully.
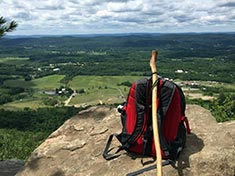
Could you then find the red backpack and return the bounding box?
[103,77,190,162]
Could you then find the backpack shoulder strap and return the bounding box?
[152,78,180,160]
[150,78,171,158]
[120,77,150,146]
[159,79,176,117]
[126,160,170,176]
[103,134,123,160]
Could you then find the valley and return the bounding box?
[0,33,234,160]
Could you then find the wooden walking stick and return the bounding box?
[149,50,162,176]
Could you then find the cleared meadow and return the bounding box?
[3,74,234,109]
[32,75,65,90]
[68,75,141,106]
[0,57,29,64]
[1,75,143,108]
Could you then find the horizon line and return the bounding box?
[4,31,235,38]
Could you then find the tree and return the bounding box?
[0,16,17,37]
[211,94,235,122]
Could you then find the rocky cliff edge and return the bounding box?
[16,105,235,176]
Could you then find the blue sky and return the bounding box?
[1,0,235,35]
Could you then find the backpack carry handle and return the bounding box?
[150,50,162,176]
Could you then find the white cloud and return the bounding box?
[0,0,234,35]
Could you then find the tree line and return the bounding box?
[0,106,86,160]
[187,92,235,122]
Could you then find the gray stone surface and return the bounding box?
[0,159,24,176]
[16,105,235,176]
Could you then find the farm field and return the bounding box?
[68,75,141,106]
[2,99,45,110]
[31,74,65,90]
[0,74,143,109]
[0,57,29,63]
[2,73,234,109]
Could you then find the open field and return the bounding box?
[197,81,235,91]
[0,57,29,64]
[70,87,126,106]
[68,75,141,106]
[1,75,66,109]
[2,99,45,110]
[1,75,143,109]
[68,75,141,89]
[32,75,65,90]
[3,75,66,90]
[2,74,235,109]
